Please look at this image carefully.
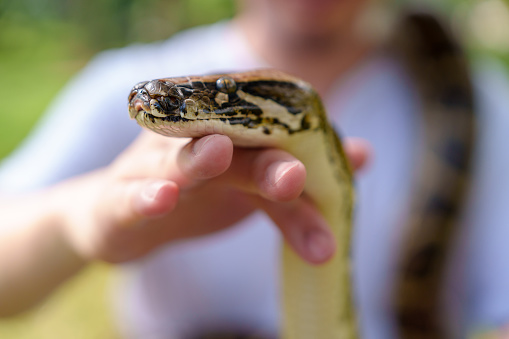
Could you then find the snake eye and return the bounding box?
[216,76,237,94]
[168,96,180,106]
[160,96,180,110]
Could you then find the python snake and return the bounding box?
[127,12,475,339]
[128,69,358,338]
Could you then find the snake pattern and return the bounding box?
[127,10,475,339]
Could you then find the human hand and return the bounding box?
[59,131,370,264]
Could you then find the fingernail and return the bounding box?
[307,230,335,262]
[141,181,167,201]
[192,135,214,156]
[268,161,299,186]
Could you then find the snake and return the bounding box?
[128,69,358,338]
[126,11,475,339]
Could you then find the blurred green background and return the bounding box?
[0,0,507,338]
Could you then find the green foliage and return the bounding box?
[0,0,235,49]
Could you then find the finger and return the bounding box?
[132,180,180,219]
[104,179,180,228]
[218,148,307,202]
[344,137,372,172]
[255,196,336,264]
[215,138,367,201]
[114,133,233,187]
[175,134,234,186]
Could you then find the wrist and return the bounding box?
[44,183,89,269]
[52,170,108,265]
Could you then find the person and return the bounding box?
[0,0,509,338]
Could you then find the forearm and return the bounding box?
[0,187,86,316]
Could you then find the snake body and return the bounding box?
[391,13,475,338]
[128,69,358,338]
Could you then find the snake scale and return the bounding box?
[127,11,475,339]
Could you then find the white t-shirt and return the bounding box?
[1,22,509,339]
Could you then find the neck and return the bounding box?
[235,13,373,96]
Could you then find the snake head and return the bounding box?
[128,79,183,120]
[128,71,321,143]
[128,76,243,137]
